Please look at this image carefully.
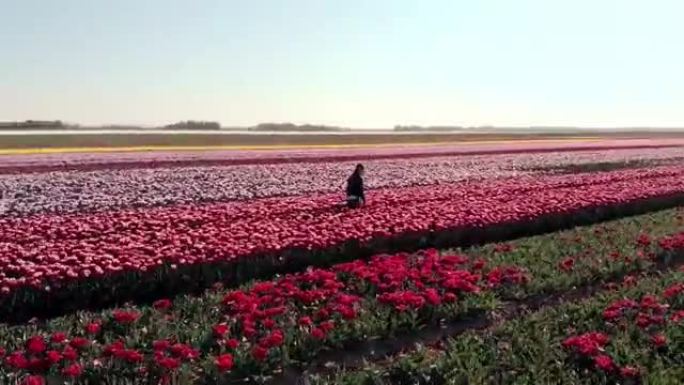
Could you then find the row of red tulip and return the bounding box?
[563,281,683,380]
[2,166,684,301]
[1,226,682,383]
[0,249,527,383]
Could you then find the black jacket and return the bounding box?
[346,173,364,200]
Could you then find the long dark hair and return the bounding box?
[350,164,364,179]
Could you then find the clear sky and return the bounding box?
[1,0,683,128]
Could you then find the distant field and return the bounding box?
[2,130,684,151]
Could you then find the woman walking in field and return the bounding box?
[346,164,365,208]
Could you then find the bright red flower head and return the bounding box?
[153,299,173,311]
[563,332,610,356]
[320,320,335,332]
[225,339,240,350]
[423,288,441,305]
[6,351,29,369]
[298,316,313,327]
[215,353,234,373]
[651,333,667,348]
[472,258,486,270]
[62,346,78,361]
[69,337,90,350]
[169,343,199,361]
[670,310,684,323]
[251,346,269,362]
[26,336,47,355]
[620,366,640,378]
[21,375,46,385]
[559,257,575,272]
[212,323,229,338]
[62,363,83,378]
[112,310,141,325]
[123,349,144,364]
[45,350,62,365]
[594,354,614,372]
[310,328,326,340]
[636,234,651,247]
[262,318,276,329]
[442,292,458,303]
[153,339,171,351]
[50,332,67,344]
[157,356,181,370]
[85,321,102,335]
[663,283,683,300]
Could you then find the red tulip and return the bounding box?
[153,299,173,311]
[45,350,62,365]
[123,349,144,364]
[26,336,46,355]
[298,316,313,326]
[559,257,575,272]
[50,332,67,344]
[212,324,229,338]
[620,366,640,378]
[310,328,326,340]
[153,340,171,351]
[112,310,141,325]
[69,337,90,350]
[62,363,83,378]
[594,354,614,372]
[62,346,78,361]
[85,322,102,335]
[651,333,667,348]
[215,353,234,373]
[21,376,46,385]
[251,346,269,362]
[6,351,29,369]
[225,339,240,350]
[156,356,181,370]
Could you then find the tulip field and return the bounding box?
[1,139,684,385]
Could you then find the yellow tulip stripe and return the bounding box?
[0,137,601,156]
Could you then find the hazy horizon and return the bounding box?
[2,0,684,128]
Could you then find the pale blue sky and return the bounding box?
[1,0,683,128]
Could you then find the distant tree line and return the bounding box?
[162,121,221,130]
[393,125,466,132]
[0,120,65,130]
[249,123,349,132]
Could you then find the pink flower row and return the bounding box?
[2,165,684,296]
[1,138,682,174]
[2,147,684,217]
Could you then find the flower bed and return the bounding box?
[0,250,528,384]
[309,270,684,385]
[2,209,684,384]
[562,280,684,382]
[3,147,684,217]
[4,166,684,317]
[2,139,683,174]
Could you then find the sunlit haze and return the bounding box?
[2,0,684,128]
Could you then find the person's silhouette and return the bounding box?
[345,164,365,208]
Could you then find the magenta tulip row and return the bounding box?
[2,165,684,297]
